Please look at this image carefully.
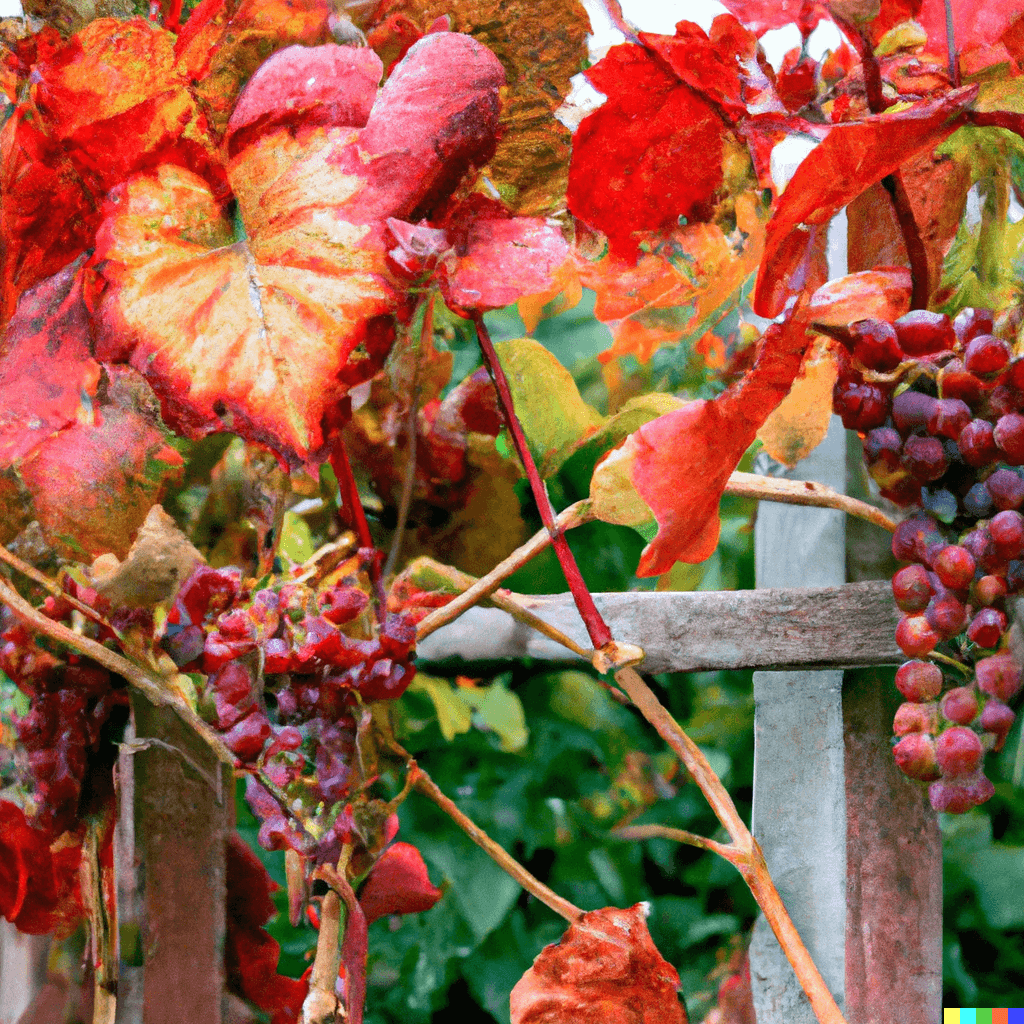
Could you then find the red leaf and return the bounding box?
[510,904,688,1024]
[226,44,384,156]
[358,841,442,925]
[717,0,823,36]
[0,110,99,324]
[224,832,307,1017]
[95,33,505,465]
[433,197,570,313]
[753,86,977,316]
[918,0,1022,52]
[17,367,184,560]
[568,41,726,257]
[0,257,99,466]
[627,317,812,576]
[0,801,83,936]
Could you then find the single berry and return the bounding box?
[893,733,942,781]
[933,545,976,591]
[892,390,937,436]
[863,427,902,468]
[980,699,1015,750]
[935,725,983,777]
[973,574,1008,606]
[925,593,968,638]
[902,435,947,482]
[894,310,955,355]
[894,701,939,735]
[927,398,972,440]
[940,358,983,405]
[928,779,976,813]
[963,482,995,518]
[892,564,933,611]
[989,509,1024,559]
[966,607,1007,648]
[964,334,1012,376]
[953,306,995,344]
[959,419,999,467]
[975,653,1023,701]
[896,614,939,657]
[851,319,903,371]
[835,381,889,431]
[940,686,979,725]
[995,413,1024,464]
[895,660,943,702]
[985,468,1024,511]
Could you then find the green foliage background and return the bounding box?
[231,296,1024,1022]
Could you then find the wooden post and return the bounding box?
[749,417,848,1021]
[132,696,229,1024]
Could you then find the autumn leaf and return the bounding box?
[754,86,978,316]
[0,256,99,466]
[17,367,184,560]
[578,191,768,364]
[510,904,688,1024]
[361,0,591,214]
[495,338,604,478]
[94,32,507,466]
[568,39,728,258]
[756,336,838,466]
[358,841,442,924]
[174,0,334,137]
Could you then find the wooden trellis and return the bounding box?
[3,427,941,1024]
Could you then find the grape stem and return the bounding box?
[612,666,848,1024]
[724,472,897,532]
[302,846,351,1024]
[84,820,117,1024]
[415,500,594,641]
[387,739,582,923]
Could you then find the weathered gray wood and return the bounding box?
[415,580,901,673]
[0,922,48,1024]
[749,416,848,1022]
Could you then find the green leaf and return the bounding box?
[461,679,529,752]
[416,831,520,943]
[278,510,314,563]
[495,337,604,477]
[407,673,473,742]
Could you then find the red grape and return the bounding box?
[964,334,1011,376]
[935,725,983,777]
[959,419,999,467]
[894,701,939,735]
[973,574,1008,606]
[835,381,889,431]
[895,660,943,702]
[975,653,1023,700]
[953,306,995,344]
[939,686,979,725]
[925,593,968,638]
[892,390,937,436]
[933,545,975,590]
[979,699,1015,750]
[850,319,902,371]
[996,413,1024,464]
[896,614,939,656]
[989,509,1024,559]
[892,564,933,611]
[894,310,955,355]
[966,607,1007,648]
[939,358,984,405]
[893,734,941,781]
[928,779,977,813]
[902,435,947,482]
[926,397,972,440]
[985,468,1024,510]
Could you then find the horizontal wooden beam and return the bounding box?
[416,580,902,674]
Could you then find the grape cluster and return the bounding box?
[833,306,1024,812]
[162,554,417,858]
[0,590,128,837]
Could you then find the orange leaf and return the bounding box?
[510,904,688,1024]
[626,316,812,576]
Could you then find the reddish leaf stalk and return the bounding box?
[329,435,386,616]
[834,19,886,115]
[335,871,369,1024]
[472,312,612,649]
[881,171,931,310]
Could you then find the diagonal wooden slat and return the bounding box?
[415,580,901,674]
